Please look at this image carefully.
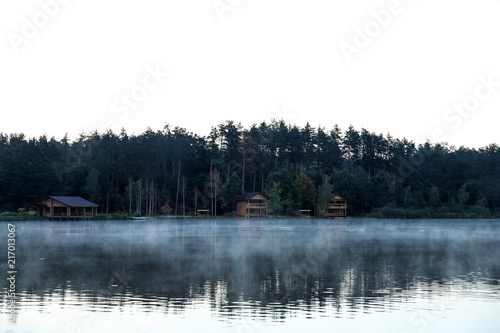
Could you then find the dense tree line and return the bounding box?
[0,120,499,218]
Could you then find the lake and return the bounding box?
[1,219,500,332]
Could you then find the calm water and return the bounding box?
[1,219,500,332]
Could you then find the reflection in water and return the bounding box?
[1,219,500,332]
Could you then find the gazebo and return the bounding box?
[30,196,98,219]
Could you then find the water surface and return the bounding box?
[1,219,500,332]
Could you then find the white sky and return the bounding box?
[1,0,500,148]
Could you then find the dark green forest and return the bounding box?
[0,120,499,218]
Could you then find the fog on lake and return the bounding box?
[1,219,500,332]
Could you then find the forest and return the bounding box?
[0,120,499,218]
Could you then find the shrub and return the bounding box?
[467,205,491,218]
[97,213,131,220]
[0,212,18,216]
[373,206,407,219]
[442,212,461,219]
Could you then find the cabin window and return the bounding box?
[249,200,262,204]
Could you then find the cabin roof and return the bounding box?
[332,193,348,202]
[238,192,268,201]
[33,196,99,207]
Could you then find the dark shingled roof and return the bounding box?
[49,196,99,207]
[238,192,268,201]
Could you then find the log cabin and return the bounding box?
[315,193,348,217]
[236,192,268,217]
[30,196,98,219]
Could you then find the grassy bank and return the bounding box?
[2,211,498,221]
[367,204,496,219]
[0,211,43,221]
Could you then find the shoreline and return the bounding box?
[2,215,499,222]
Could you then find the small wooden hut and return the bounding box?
[299,209,311,218]
[196,209,210,217]
[236,192,268,217]
[315,193,348,217]
[30,196,98,219]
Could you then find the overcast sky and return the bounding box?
[1,0,500,148]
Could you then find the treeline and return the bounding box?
[0,120,499,218]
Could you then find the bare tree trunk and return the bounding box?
[149,179,155,217]
[106,192,109,215]
[138,180,142,215]
[242,149,246,194]
[182,178,186,217]
[252,172,256,192]
[261,168,264,194]
[194,187,198,216]
[210,158,213,216]
[214,169,218,217]
[172,158,176,178]
[135,181,139,213]
[128,177,132,214]
[145,177,149,217]
[312,191,316,217]
[163,156,167,185]
[155,187,159,216]
[175,160,181,216]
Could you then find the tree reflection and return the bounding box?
[5,219,500,319]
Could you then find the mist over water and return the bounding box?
[1,219,500,332]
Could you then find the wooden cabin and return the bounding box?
[236,192,268,217]
[196,209,210,217]
[299,209,311,218]
[30,196,98,219]
[315,193,348,217]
